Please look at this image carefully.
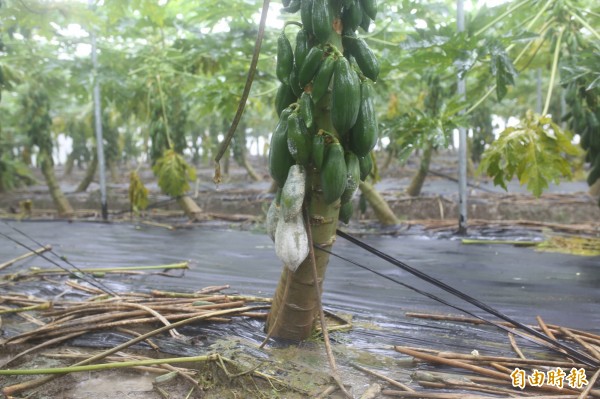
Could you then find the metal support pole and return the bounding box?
[457,0,468,234]
[89,4,108,220]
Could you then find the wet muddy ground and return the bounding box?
[0,221,598,398]
[0,151,599,397]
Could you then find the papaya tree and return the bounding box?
[20,83,74,216]
[265,0,381,341]
[383,73,460,197]
[147,78,201,219]
[476,1,596,197]
[0,62,37,192]
[561,39,600,202]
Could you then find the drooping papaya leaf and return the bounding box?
[486,39,518,101]
[128,170,149,213]
[479,111,583,197]
[152,149,196,198]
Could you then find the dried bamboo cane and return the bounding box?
[0,245,52,271]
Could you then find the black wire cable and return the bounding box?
[1,222,117,296]
[335,229,599,367]
[317,244,598,364]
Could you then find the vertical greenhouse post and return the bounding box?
[89,0,108,220]
[457,0,468,234]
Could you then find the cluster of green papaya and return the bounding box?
[269,0,379,226]
[564,81,600,187]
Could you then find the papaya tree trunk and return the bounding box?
[381,145,396,172]
[590,179,600,203]
[109,161,119,182]
[64,154,75,177]
[406,142,433,197]
[359,180,399,226]
[240,154,261,181]
[266,170,339,340]
[76,152,98,192]
[177,195,202,220]
[40,151,73,216]
[233,125,262,182]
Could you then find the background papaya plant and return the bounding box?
[20,82,73,215]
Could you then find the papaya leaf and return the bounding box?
[479,111,583,197]
[152,149,196,198]
[128,171,149,213]
[487,40,517,101]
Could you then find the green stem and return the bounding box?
[284,20,302,30]
[570,10,600,41]
[461,238,539,246]
[0,355,218,375]
[0,303,50,315]
[29,262,189,275]
[542,28,564,115]
[156,75,173,149]
[523,0,554,32]
[473,0,534,37]
[465,86,495,116]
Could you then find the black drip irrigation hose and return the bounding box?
[334,229,599,367]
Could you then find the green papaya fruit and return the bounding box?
[590,125,600,150]
[588,110,599,129]
[331,57,360,136]
[289,67,303,97]
[342,0,363,32]
[359,0,377,20]
[300,0,313,34]
[276,32,294,84]
[269,108,295,187]
[350,81,378,156]
[312,0,334,44]
[341,151,360,203]
[359,11,371,32]
[344,35,379,81]
[321,142,347,203]
[359,192,367,214]
[311,54,335,104]
[587,156,600,186]
[358,153,373,181]
[299,46,324,87]
[275,83,297,116]
[287,112,311,165]
[581,128,591,150]
[312,134,325,170]
[299,92,314,128]
[339,201,353,224]
[282,0,301,13]
[294,29,310,73]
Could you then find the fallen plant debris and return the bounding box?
[0,279,353,398]
[374,312,600,398]
[0,254,598,397]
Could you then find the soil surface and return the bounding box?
[1,150,599,225]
